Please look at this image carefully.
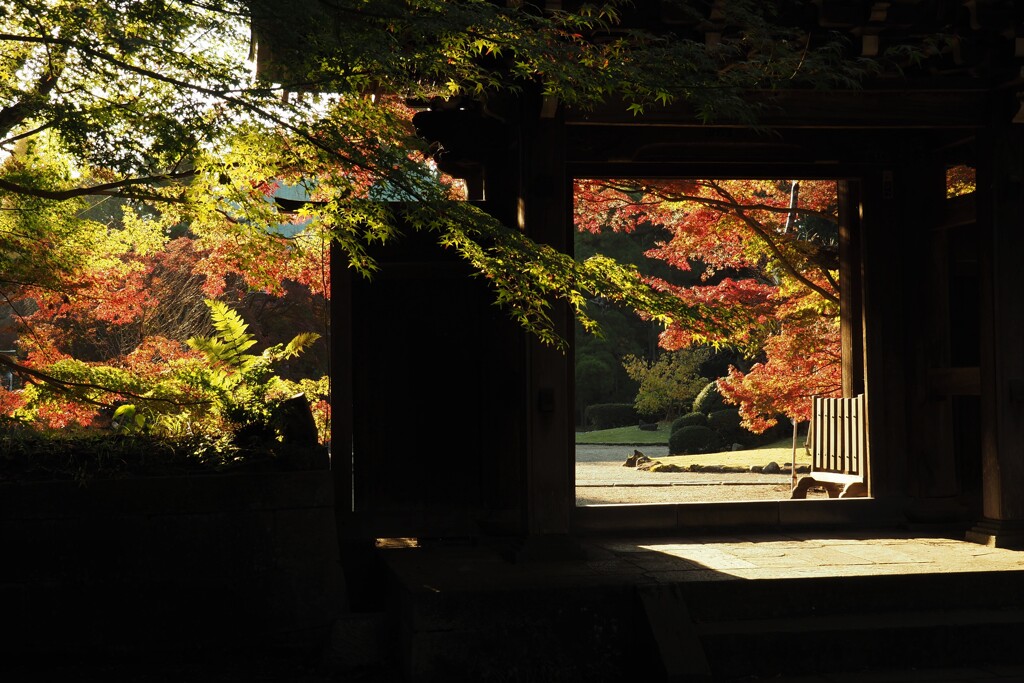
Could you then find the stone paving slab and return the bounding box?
[762,663,1024,682]
[586,533,1024,581]
[381,532,1024,594]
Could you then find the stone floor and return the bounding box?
[583,530,1024,581]
[381,529,1024,591]
[763,664,1024,682]
[12,531,1024,682]
[381,529,1024,681]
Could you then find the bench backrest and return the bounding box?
[811,394,866,478]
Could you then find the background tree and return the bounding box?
[576,178,842,431]
[622,348,709,421]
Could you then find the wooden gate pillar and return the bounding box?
[906,163,962,504]
[516,96,580,557]
[859,167,911,499]
[968,120,1024,547]
[838,180,865,399]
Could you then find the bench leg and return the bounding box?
[791,476,817,499]
[792,477,867,499]
[822,482,846,498]
[839,481,867,498]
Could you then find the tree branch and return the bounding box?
[0,170,196,202]
[0,40,67,139]
[597,180,839,222]
[0,353,210,408]
[708,181,840,306]
[0,31,418,195]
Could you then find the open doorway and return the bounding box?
[573,177,854,505]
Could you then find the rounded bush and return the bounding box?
[670,412,708,434]
[707,408,741,432]
[668,425,721,455]
[692,381,728,415]
[708,408,748,448]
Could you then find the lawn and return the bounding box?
[657,438,811,469]
[575,424,671,445]
[576,424,811,469]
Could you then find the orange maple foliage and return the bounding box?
[575,177,842,430]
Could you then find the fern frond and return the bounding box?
[282,333,321,359]
[187,300,259,372]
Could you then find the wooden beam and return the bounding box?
[566,126,972,169]
[566,88,991,129]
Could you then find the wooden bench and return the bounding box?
[791,394,868,499]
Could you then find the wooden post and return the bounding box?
[838,180,865,399]
[907,163,960,501]
[790,418,798,492]
[859,167,910,499]
[968,117,1024,548]
[330,243,354,529]
[516,92,581,558]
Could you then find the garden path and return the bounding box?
[575,444,827,504]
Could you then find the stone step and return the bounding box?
[642,576,1024,680]
[675,571,1024,623]
[382,542,1024,681]
[700,612,1024,680]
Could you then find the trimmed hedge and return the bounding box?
[670,412,708,434]
[708,408,748,447]
[693,381,728,415]
[707,408,741,432]
[583,403,638,430]
[668,425,721,455]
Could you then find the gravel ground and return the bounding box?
[575,444,826,504]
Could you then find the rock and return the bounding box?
[763,461,781,474]
[623,449,650,467]
[732,443,744,451]
[273,393,319,446]
[750,465,764,474]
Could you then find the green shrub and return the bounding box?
[708,408,748,448]
[670,412,708,433]
[668,425,721,455]
[584,403,638,430]
[692,381,728,415]
[707,408,741,432]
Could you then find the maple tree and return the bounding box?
[575,178,842,431]
[0,1,916,438]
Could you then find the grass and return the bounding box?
[575,424,672,445]
[658,437,811,469]
[576,423,812,468]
